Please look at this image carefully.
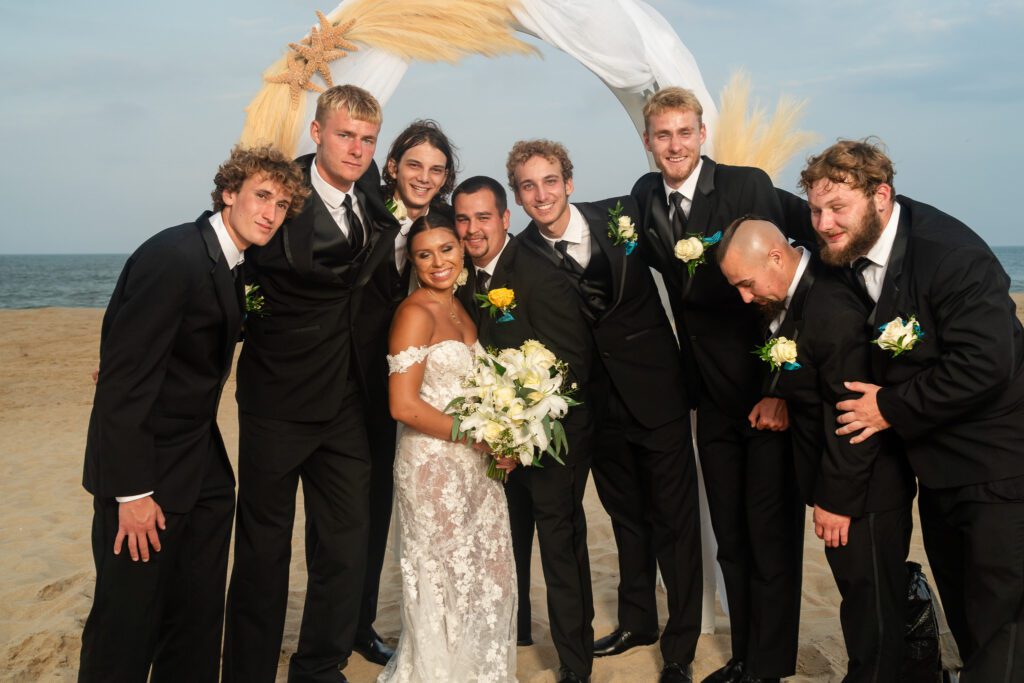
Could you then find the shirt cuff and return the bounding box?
[115,491,154,503]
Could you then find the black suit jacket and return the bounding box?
[83,213,241,512]
[236,156,400,422]
[457,236,594,464]
[632,157,785,415]
[520,198,688,429]
[868,196,1024,488]
[765,254,915,516]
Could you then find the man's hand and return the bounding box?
[836,381,891,444]
[114,497,166,562]
[748,397,789,431]
[813,505,851,548]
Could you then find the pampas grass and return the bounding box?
[713,71,817,181]
[239,0,535,155]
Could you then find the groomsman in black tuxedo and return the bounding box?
[79,146,306,683]
[802,139,1024,681]
[453,176,595,683]
[718,217,916,682]
[509,140,702,683]
[630,87,805,683]
[339,119,457,665]
[223,85,401,683]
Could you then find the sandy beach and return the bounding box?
[3,296,1022,681]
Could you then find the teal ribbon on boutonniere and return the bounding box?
[674,230,722,276]
[606,201,638,255]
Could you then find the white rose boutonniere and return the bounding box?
[755,336,801,372]
[453,267,468,292]
[674,230,722,276]
[874,315,924,356]
[385,196,408,221]
[606,201,638,255]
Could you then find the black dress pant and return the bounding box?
[825,504,912,682]
[590,382,703,664]
[506,455,594,678]
[79,449,234,683]
[223,393,371,683]
[918,482,1024,682]
[697,399,804,678]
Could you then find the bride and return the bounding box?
[378,212,518,683]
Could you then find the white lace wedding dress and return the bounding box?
[378,340,517,683]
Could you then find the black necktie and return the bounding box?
[476,269,491,295]
[342,194,365,249]
[852,256,873,301]
[669,191,688,240]
[554,240,585,277]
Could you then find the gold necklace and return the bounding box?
[424,287,461,326]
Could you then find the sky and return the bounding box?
[2,0,1022,254]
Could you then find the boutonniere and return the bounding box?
[874,315,923,356]
[606,201,638,255]
[673,231,722,276]
[475,287,516,323]
[245,284,267,317]
[755,336,801,372]
[453,268,468,292]
[385,195,408,221]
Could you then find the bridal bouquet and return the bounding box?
[446,339,579,481]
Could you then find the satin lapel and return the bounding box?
[353,177,401,289]
[580,202,627,319]
[869,200,911,376]
[520,224,561,268]
[647,184,675,259]
[198,216,242,369]
[284,155,317,275]
[689,157,717,237]
[766,259,814,394]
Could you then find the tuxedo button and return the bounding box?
[601,352,611,359]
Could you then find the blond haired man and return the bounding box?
[631,87,806,683]
[224,85,401,683]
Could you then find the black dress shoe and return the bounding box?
[659,662,694,683]
[592,627,659,657]
[739,677,779,683]
[352,636,394,665]
[516,636,534,646]
[702,659,745,682]
[557,663,590,682]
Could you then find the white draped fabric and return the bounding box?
[295,0,725,632]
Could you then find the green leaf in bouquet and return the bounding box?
[450,415,462,442]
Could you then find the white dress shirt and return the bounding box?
[537,205,591,269]
[310,156,367,243]
[770,246,810,335]
[477,234,512,283]
[857,202,901,303]
[394,215,413,273]
[664,157,704,222]
[116,210,244,503]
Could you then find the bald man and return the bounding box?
[717,218,915,683]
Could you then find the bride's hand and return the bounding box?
[495,456,517,473]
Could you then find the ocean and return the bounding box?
[2,248,1024,309]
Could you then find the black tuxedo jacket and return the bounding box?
[520,198,688,429]
[868,196,1024,489]
[765,254,914,516]
[83,213,242,512]
[632,157,786,415]
[457,236,594,464]
[236,156,400,422]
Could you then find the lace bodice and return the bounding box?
[387,339,483,411]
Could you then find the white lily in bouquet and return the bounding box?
[446,339,580,481]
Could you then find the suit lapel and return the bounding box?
[197,214,242,369]
[766,256,815,394]
[689,157,717,237]
[869,199,911,377]
[646,183,676,260]
[578,202,627,320]
[353,169,401,289]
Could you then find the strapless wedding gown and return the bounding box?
[377,340,517,683]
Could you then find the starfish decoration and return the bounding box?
[313,12,359,54]
[265,53,322,106]
[289,26,348,89]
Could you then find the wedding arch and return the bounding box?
[238,0,813,634]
